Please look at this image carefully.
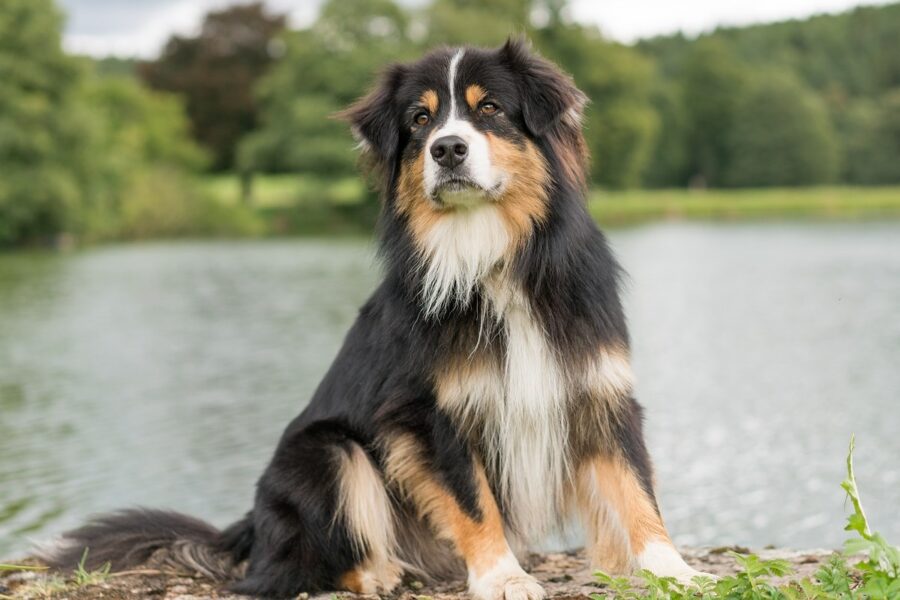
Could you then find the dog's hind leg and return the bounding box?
[332,442,403,594]
[231,421,401,598]
[575,398,706,583]
[382,428,545,600]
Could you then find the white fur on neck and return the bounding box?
[419,203,509,316]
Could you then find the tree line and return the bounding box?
[230,0,900,189]
[2,0,899,246]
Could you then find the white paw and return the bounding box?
[468,554,546,600]
[637,541,716,585]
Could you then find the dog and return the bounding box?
[43,39,705,599]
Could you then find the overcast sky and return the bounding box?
[59,0,896,58]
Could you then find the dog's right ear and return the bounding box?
[338,64,406,162]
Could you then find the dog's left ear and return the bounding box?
[500,37,587,137]
[338,64,406,160]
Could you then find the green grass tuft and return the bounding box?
[72,548,111,587]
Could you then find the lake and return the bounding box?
[1,222,899,559]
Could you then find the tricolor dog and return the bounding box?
[45,39,705,599]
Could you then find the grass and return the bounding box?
[592,436,899,599]
[0,551,109,599]
[202,173,900,233]
[72,549,110,587]
[202,173,368,208]
[589,186,900,225]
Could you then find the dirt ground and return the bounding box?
[0,546,837,600]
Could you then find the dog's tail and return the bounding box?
[38,508,254,581]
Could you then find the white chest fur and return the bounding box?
[424,206,635,542]
[435,274,637,543]
[486,278,571,540]
[435,275,570,541]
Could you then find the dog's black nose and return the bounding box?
[430,135,468,168]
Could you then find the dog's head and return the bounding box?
[341,39,588,313]
[343,38,586,208]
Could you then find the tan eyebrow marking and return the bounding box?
[465,84,486,110]
[420,90,439,114]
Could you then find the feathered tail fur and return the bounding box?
[39,508,253,581]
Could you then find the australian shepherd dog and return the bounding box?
[44,39,706,598]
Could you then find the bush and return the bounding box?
[116,168,262,240]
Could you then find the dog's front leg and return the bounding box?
[383,432,545,600]
[576,397,706,583]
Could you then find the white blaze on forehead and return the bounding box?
[448,48,464,117]
[424,48,506,200]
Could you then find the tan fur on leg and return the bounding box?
[383,434,544,600]
[576,454,707,582]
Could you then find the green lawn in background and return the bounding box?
[202,173,367,208]
[590,186,900,224]
[202,173,900,228]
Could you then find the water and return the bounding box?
[1,223,898,558]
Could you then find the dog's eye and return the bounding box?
[479,102,499,116]
[414,111,430,126]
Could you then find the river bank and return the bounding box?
[1,546,838,600]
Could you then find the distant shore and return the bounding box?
[205,175,900,234]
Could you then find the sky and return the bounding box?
[59,0,897,58]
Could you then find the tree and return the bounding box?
[239,0,414,177]
[842,89,900,184]
[536,24,658,188]
[0,0,94,245]
[641,82,690,187]
[680,38,746,187]
[138,3,286,170]
[724,71,839,187]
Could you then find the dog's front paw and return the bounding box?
[339,559,404,594]
[468,554,545,600]
[637,542,716,585]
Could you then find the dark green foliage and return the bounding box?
[245,0,900,190]
[239,0,415,178]
[0,0,252,246]
[0,0,94,246]
[841,90,900,184]
[680,38,746,187]
[535,25,658,188]
[639,3,900,187]
[138,3,286,170]
[5,0,900,248]
[724,71,839,187]
[641,82,690,188]
[244,0,658,189]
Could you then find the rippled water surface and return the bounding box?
[1,223,899,557]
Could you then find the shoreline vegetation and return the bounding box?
[0,547,845,600]
[4,179,900,250]
[212,177,900,236]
